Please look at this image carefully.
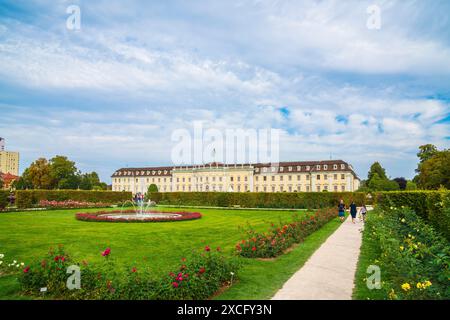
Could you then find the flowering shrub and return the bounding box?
[236,208,336,258]
[19,245,239,300]
[0,253,26,275]
[39,200,111,209]
[364,207,450,300]
[75,210,202,223]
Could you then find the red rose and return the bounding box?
[23,266,30,273]
[169,272,175,277]
[199,267,206,274]
[102,248,111,257]
[252,246,257,251]
[131,267,137,273]
[172,282,179,288]
[205,246,211,252]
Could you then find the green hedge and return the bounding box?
[15,190,132,209]
[375,191,450,240]
[0,190,9,209]
[149,192,368,209]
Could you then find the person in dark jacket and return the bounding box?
[338,199,346,222]
[349,201,357,224]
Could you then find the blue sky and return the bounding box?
[1,0,449,182]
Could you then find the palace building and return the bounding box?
[0,138,20,176]
[112,160,360,195]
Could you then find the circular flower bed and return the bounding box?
[75,210,202,223]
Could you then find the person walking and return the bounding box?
[359,205,367,222]
[338,199,346,222]
[349,201,357,224]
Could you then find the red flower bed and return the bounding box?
[236,208,336,258]
[39,200,111,209]
[75,210,202,223]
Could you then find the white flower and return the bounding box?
[20,262,24,266]
[0,254,4,259]
[13,260,17,264]
[0,261,3,265]
[230,272,235,276]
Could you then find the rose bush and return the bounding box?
[19,245,239,300]
[236,208,336,258]
[364,207,450,300]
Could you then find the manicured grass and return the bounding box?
[1,206,334,299]
[216,218,342,299]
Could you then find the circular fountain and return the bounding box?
[75,200,201,223]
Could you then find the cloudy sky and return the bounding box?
[1,0,449,182]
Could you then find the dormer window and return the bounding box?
[324,165,328,170]
[341,164,345,169]
[306,166,310,171]
[316,165,321,170]
[271,167,276,172]
[263,167,267,173]
[297,166,301,171]
[280,167,284,172]
[288,166,292,171]
[333,164,337,170]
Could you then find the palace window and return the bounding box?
[317,175,321,180]
[334,174,337,180]
[324,165,328,170]
[324,174,328,180]
[341,164,345,169]
[316,165,321,170]
[280,167,284,172]
[288,175,292,181]
[297,166,301,171]
[288,166,292,171]
[341,174,345,179]
[333,164,338,170]
[271,176,275,181]
[263,176,267,181]
[280,176,283,181]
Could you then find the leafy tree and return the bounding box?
[0,176,3,189]
[416,149,450,189]
[417,144,438,163]
[405,181,417,190]
[393,177,407,190]
[26,158,54,189]
[49,156,80,189]
[367,173,400,191]
[147,184,158,193]
[367,162,388,181]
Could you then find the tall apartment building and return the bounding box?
[0,138,19,176]
[112,160,360,195]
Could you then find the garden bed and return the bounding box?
[75,210,202,223]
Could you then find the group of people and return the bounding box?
[337,199,367,223]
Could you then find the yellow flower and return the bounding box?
[424,281,432,288]
[401,283,411,291]
[399,246,404,251]
[416,282,423,289]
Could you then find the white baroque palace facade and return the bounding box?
[112,160,360,195]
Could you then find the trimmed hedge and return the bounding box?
[15,190,132,209]
[0,190,9,209]
[149,192,368,209]
[375,191,450,240]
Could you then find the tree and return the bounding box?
[393,177,407,190]
[49,156,80,189]
[367,162,388,181]
[0,176,3,189]
[147,184,158,193]
[417,144,438,163]
[367,173,400,191]
[416,149,450,189]
[405,181,417,190]
[26,158,54,189]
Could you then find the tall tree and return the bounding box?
[49,156,80,189]
[417,144,439,163]
[367,162,388,181]
[26,158,54,189]
[416,149,450,189]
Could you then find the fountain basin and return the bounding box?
[75,210,202,223]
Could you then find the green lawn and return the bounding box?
[0,206,339,300]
